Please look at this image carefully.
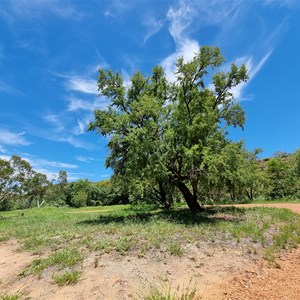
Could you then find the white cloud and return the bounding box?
[0,129,30,146]
[143,15,164,43]
[56,136,93,150]
[76,156,95,163]
[167,3,195,46]
[26,155,78,181]
[28,157,78,170]
[159,2,200,82]
[0,81,21,95]
[0,155,11,161]
[160,0,278,99]
[67,96,93,112]
[1,0,84,21]
[103,0,134,19]
[0,153,77,180]
[43,113,65,132]
[230,50,273,100]
[73,118,87,135]
[262,0,299,8]
[67,77,98,95]
[161,39,200,82]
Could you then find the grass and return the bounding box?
[144,284,196,300]
[168,242,184,256]
[1,203,300,280]
[0,294,20,300]
[22,248,83,278]
[52,270,81,286]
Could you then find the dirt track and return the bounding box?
[226,202,300,215]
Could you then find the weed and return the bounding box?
[168,242,184,257]
[94,257,99,268]
[0,294,19,300]
[115,237,134,254]
[144,284,196,300]
[263,248,281,268]
[52,270,81,286]
[23,248,83,277]
[0,236,9,242]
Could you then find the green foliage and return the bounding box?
[144,284,196,300]
[89,46,249,211]
[168,242,184,256]
[0,156,51,210]
[263,148,300,199]
[52,270,81,286]
[71,190,88,208]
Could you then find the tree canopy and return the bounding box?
[89,46,249,211]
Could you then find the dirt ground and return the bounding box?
[0,203,299,300]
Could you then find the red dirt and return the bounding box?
[205,246,300,300]
[203,202,300,300]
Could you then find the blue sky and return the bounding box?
[0,0,299,182]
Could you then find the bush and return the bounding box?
[0,198,13,211]
[71,191,88,208]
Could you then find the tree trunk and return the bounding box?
[158,182,171,210]
[175,181,203,212]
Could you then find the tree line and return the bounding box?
[0,148,299,212]
[0,156,129,211]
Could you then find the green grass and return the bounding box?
[144,284,196,300]
[1,203,300,278]
[52,270,81,286]
[168,242,184,256]
[22,248,83,278]
[0,294,20,300]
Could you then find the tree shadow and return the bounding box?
[76,205,245,227]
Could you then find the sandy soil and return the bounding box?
[0,241,253,299]
[1,203,300,300]
[206,247,300,300]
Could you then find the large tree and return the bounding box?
[89,46,248,211]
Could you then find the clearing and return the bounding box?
[0,203,299,299]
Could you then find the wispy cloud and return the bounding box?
[0,129,30,146]
[66,77,98,95]
[0,0,84,22]
[228,50,273,100]
[103,0,134,19]
[160,2,200,82]
[262,0,300,8]
[43,113,65,133]
[143,15,164,43]
[55,135,93,150]
[0,81,21,95]
[160,0,288,99]
[72,118,88,135]
[67,96,94,112]
[76,156,95,163]
[22,153,78,180]
[25,155,78,170]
